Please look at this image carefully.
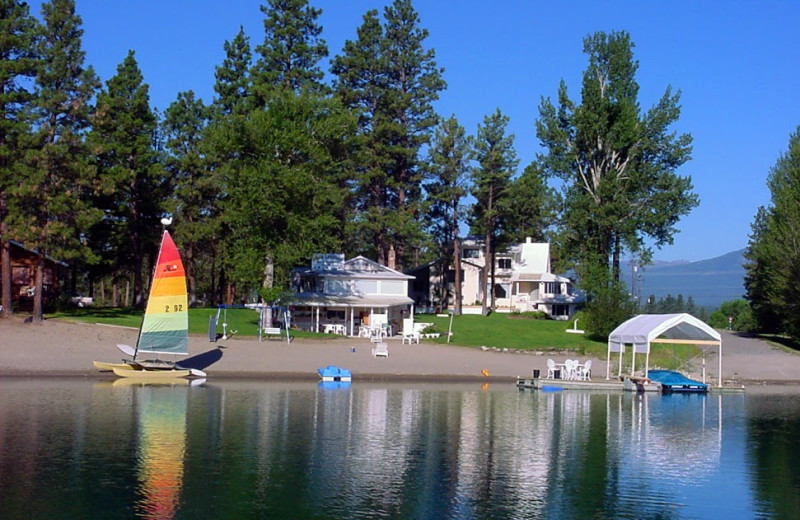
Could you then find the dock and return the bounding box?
[517,377,746,393]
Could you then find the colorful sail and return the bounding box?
[137,231,189,356]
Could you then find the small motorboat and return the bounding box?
[647,370,708,393]
[317,365,352,382]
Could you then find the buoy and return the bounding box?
[481,369,490,377]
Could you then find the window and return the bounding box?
[544,282,562,295]
[381,280,405,295]
[462,248,480,259]
[326,310,345,320]
[354,280,378,295]
[497,258,512,269]
[494,283,510,298]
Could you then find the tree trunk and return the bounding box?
[453,236,462,315]
[490,240,497,311]
[482,227,491,316]
[262,253,274,291]
[32,253,44,322]
[186,243,196,306]
[612,234,622,284]
[1,234,11,318]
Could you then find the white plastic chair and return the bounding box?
[546,359,556,379]
[564,359,577,380]
[372,342,389,357]
[577,359,592,380]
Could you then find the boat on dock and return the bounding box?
[646,370,708,393]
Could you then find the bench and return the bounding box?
[263,327,283,340]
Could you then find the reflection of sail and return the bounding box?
[134,385,188,520]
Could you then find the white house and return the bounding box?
[289,253,415,336]
[407,237,584,319]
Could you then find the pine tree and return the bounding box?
[744,127,800,336]
[425,114,472,314]
[332,0,445,269]
[162,90,213,306]
[87,50,162,308]
[207,27,254,303]
[251,0,328,99]
[13,0,99,320]
[470,109,517,315]
[213,26,253,117]
[501,160,558,244]
[0,0,40,317]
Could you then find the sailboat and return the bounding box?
[94,228,205,379]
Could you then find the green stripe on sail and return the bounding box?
[142,312,188,334]
[139,312,189,355]
[138,329,189,355]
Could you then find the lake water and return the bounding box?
[0,378,798,520]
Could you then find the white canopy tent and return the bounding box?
[606,313,723,387]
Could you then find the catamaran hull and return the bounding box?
[112,366,191,379]
[93,361,135,371]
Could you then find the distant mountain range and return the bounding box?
[624,249,746,310]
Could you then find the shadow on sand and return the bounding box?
[178,348,223,370]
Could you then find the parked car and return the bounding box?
[70,295,93,308]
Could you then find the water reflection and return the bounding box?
[119,381,189,519]
[1,379,799,519]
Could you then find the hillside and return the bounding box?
[628,249,746,310]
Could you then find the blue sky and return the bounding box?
[30,1,800,262]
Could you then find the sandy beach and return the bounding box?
[1,317,799,385]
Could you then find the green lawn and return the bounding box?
[48,307,700,369]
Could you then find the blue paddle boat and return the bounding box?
[647,370,708,393]
[317,365,352,382]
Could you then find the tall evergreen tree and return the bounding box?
[332,0,444,269]
[162,90,213,306]
[501,161,558,244]
[425,114,472,314]
[207,27,254,304]
[0,0,40,317]
[744,127,800,336]
[251,0,328,99]
[470,109,517,315]
[87,50,162,308]
[12,0,98,320]
[213,26,253,117]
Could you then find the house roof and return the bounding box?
[510,272,569,283]
[290,293,413,308]
[305,255,414,280]
[10,240,69,267]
